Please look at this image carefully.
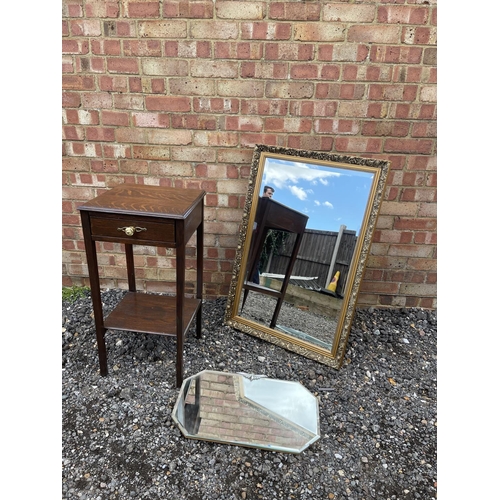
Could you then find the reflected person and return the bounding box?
[251,186,275,284]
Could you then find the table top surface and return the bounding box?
[78,184,206,219]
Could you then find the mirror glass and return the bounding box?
[225,145,390,368]
[172,370,320,453]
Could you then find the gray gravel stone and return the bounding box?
[62,289,437,499]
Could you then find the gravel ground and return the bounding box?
[62,289,437,500]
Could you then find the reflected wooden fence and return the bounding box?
[262,227,357,295]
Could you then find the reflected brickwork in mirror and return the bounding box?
[172,370,320,454]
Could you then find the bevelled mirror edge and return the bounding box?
[224,145,390,369]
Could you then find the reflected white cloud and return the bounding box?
[289,185,307,200]
[263,159,341,190]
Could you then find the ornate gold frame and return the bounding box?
[224,145,390,368]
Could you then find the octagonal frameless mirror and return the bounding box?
[172,370,320,453]
[224,145,390,369]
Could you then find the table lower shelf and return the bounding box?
[104,292,201,336]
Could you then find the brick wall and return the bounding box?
[62,0,437,309]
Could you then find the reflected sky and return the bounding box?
[262,158,375,233]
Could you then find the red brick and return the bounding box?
[265,43,314,61]
[63,158,91,172]
[314,119,358,135]
[407,156,436,171]
[127,2,160,18]
[370,45,422,64]
[165,40,211,58]
[366,103,386,118]
[240,133,278,147]
[242,99,288,116]
[384,186,399,201]
[62,75,95,90]
[163,0,213,18]
[150,79,164,93]
[63,126,84,141]
[192,98,236,114]
[215,41,263,60]
[76,57,105,73]
[412,122,437,138]
[384,139,433,154]
[128,77,142,93]
[362,121,410,137]
[85,1,120,18]
[70,19,101,36]
[113,94,144,110]
[378,6,429,25]
[241,22,291,40]
[62,39,89,55]
[191,21,237,41]
[316,83,365,100]
[123,39,162,56]
[290,63,318,79]
[418,104,436,120]
[369,84,418,101]
[145,96,191,112]
[63,91,81,108]
[269,2,320,21]
[241,62,287,80]
[99,75,128,92]
[426,173,437,187]
[414,232,437,245]
[426,272,437,284]
[86,127,116,142]
[360,281,400,294]
[63,2,83,18]
[90,160,119,173]
[107,57,139,74]
[172,115,216,130]
[91,39,121,56]
[318,43,369,62]
[335,137,383,153]
[287,135,333,151]
[389,244,433,258]
[226,116,263,132]
[348,25,399,44]
[131,147,168,161]
[102,110,129,126]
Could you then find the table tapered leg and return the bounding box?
[176,243,186,388]
[80,212,108,376]
[196,221,203,338]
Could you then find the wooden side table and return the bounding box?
[78,184,205,388]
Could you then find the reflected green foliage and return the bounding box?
[258,230,289,272]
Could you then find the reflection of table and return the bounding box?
[242,197,308,328]
[78,185,205,388]
[172,370,320,453]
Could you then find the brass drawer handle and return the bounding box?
[117,226,147,236]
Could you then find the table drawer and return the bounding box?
[90,217,175,244]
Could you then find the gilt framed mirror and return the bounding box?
[224,145,390,369]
